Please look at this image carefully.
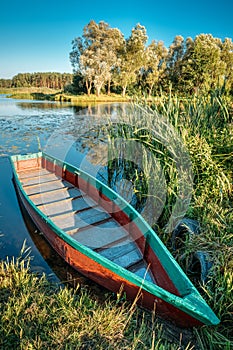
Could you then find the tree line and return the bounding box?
[0,72,73,90]
[1,20,232,97]
[69,20,233,96]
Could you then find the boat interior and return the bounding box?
[16,164,155,283]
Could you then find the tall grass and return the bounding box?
[0,251,195,350]
[119,92,233,350]
[106,91,232,348]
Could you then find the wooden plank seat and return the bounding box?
[98,239,137,258]
[99,240,141,268]
[18,168,52,179]
[20,166,154,283]
[71,219,129,249]
[50,206,110,231]
[24,179,74,196]
[128,260,154,282]
[29,187,84,205]
[38,196,97,217]
[20,173,61,187]
[98,238,154,282]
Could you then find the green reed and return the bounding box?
[106,91,233,348]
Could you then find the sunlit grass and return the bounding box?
[0,252,196,349]
[53,93,129,103]
[0,86,60,95]
[104,91,233,348]
[0,87,130,103]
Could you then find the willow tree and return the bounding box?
[166,35,185,89]
[143,40,167,96]
[191,35,226,91]
[115,24,148,96]
[70,20,124,96]
[70,33,93,95]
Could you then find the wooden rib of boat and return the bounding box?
[10,152,220,328]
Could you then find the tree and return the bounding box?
[0,79,12,88]
[166,35,185,89]
[70,21,233,97]
[177,37,195,92]
[70,20,124,96]
[115,23,148,96]
[70,36,93,95]
[180,34,225,92]
[11,72,72,89]
[143,40,167,96]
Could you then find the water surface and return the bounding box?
[0,95,127,281]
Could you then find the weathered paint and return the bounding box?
[41,159,181,296]
[14,181,202,328]
[10,152,220,327]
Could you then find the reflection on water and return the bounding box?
[0,94,130,282]
[0,156,56,277]
[0,95,128,157]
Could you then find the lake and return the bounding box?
[0,95,128,283]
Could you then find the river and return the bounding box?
[0,94,128,283]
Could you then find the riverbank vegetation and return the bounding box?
[1,92,232,349]
[0,87,129,103]
[0,19,232,349]
[112,91,233,349]
[1,251,201,350]
[0,72,73,90]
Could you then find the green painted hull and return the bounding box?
[10,152,220,327]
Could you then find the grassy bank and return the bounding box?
[101,91,233,348]
[53,93,129,103]
[0,254,196,350]
[124,92,233,348]
[0,90,232,349]
[0,87,61,97]
[0,87,129,103]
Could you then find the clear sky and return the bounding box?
[0,0,232,79]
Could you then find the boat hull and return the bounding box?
[14,176,202,328]
[10,152,220,328]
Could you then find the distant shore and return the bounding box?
[0,87,130,103]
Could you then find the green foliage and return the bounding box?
[141,94,232,347]
[70,21,233,97]
[2,22,233,98]
[8,72,73,90]
[70,20,125,96]
[1,255,194,350]
[0,78,12,88]
[104,93,232,348]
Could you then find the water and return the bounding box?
[0,94,128,282]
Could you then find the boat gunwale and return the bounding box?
[10,152,220,326]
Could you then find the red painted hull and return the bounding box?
[14,179,201,328]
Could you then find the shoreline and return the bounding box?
[0,87,130,103]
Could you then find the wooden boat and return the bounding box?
[10,152,220,328]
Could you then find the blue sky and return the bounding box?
[0,0,232,79]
